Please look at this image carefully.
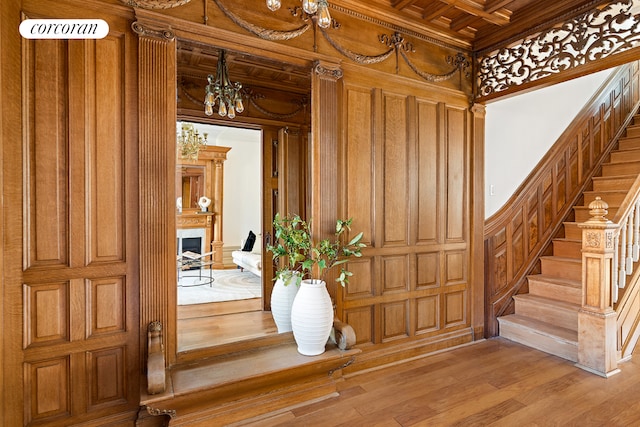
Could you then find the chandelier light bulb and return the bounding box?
[266,0,281,11]
[218,102,227,117]
[303,0,318,15]
[235,97,244,114]
[227,105,236,119]
[204,103,213,116]
[317,0,331,28]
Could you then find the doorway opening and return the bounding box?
[175,41,311,354]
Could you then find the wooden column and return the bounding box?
[470,103,486,339]
[310,61,342,297]
[134,20,177,369]
[211,154,227,267]
[577,197,619,377]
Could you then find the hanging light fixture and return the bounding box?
[177,123,208,160]
[266,0,332,29]
[204,50,244,119]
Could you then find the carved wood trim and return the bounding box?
[476,1,640,101]
[311,60,341,297]
[483,61,640,336]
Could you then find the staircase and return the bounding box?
[498,113,640,362]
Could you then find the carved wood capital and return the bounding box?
[313,61,343,81]
[131,20,175,41]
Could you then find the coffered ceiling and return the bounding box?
[348,0,614,51]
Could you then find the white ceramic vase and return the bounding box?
[290,279,334,356]
[270,273,299,333]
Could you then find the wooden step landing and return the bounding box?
[140,342,359,425]
[498,314,578,362]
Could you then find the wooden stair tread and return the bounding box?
[499,314,578,343]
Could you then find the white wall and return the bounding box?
[484,69,613,219]
[182,123,262,249]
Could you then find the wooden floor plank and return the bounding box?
[240,338,639,426]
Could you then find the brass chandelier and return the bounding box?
[266,0,332,29]
[204,50,244,119]
[177,123,208,160]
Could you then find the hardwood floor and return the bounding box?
[177,299,278,351]
[241,338,640,426]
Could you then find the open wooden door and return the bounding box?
[262,126,308,310]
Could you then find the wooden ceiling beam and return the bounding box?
[484,0,515,14]
[392,0,419,10]
[422,3,456,22]
[438,0,511,25]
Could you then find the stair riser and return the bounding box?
[514,298,578,331]
[611,150,640,162]
[541,258,582,281]
[592,178,635,192]
[618,138,640,150]
[564,223,582,240]
[574,207,618,222]
[602,162,640,176]
[583,191,627,206]
[552,240,581,259]
[528,280,582,305]
[498,319,578,362]
[626,126,640,138]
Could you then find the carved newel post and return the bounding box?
[577,197,620,377]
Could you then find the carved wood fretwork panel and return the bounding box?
[484,61,640,336]
[476,0,640,101]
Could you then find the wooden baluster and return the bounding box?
[619,218,627,289]
[626,212,634,272]
[613,233,619,303]
[634,200,640,261]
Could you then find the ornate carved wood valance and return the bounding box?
[476,0,640,101]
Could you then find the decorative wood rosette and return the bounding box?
[477,0,640,99]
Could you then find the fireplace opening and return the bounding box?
[182,237,201,255]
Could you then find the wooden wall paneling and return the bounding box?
[136,21,177,366]
[344,85,374,246]
[90,34,125,264]
[445,106,467,243]
[25,38,69,269]
[339,64,473,350]
[416,100,439,245]
[11,3,140,423]
[382,91,409,247]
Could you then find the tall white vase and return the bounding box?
[270,274,299,333]
[290,279,334,356]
